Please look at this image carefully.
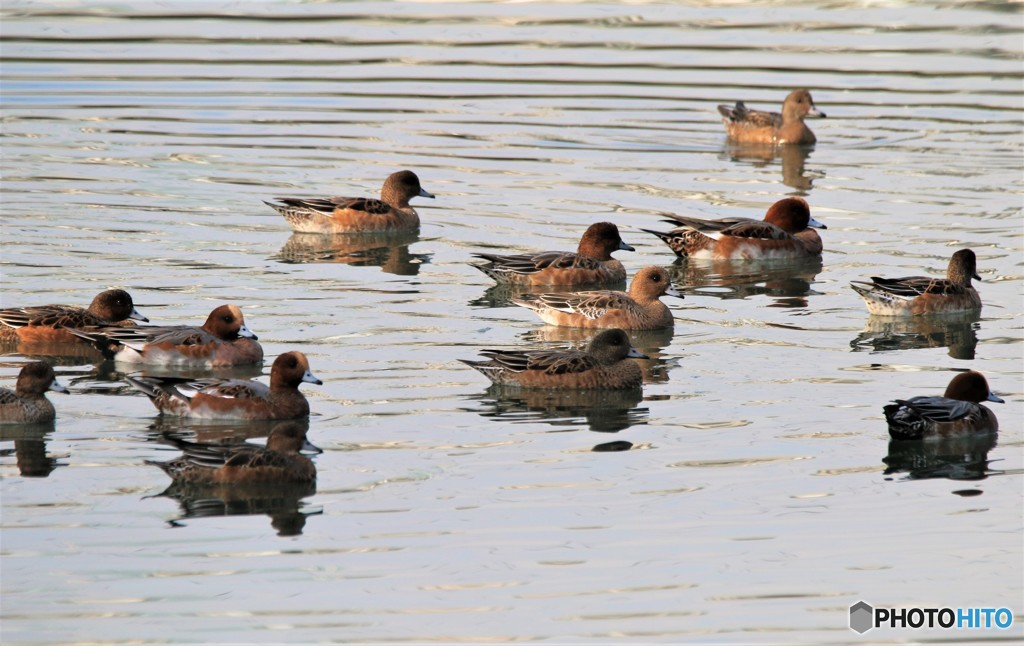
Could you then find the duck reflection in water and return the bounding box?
[524,326,676,385]
[469,385,647,437]
[669,256,823,308]
[468,283,534,309]
[145,421,322,535]
[276,230,429,276]
[152,479,320,536]
[0,421,64,477]
[146,416,291,444]
[65,360,265,397]
[850,312,980,360]
[721,143,820,191]
[883,433,998,482]
[0,338,107,365]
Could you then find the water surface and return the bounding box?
[1,1,1022,643]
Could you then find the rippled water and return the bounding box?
[2,1,1022,643]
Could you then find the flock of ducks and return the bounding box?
[0,89,1005,486]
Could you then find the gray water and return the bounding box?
[1,1,1022,643]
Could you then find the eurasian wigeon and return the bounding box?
[460,328,647,390]
[718,89,826,145]
[884,371,1004,440]
[265,170,435,233]
[0,289,147,344]
[0,362,69,424]
[125,351,321,420]
[851,249,982,316]
[643,197,826,260]
[512,266,683,330]
[147,422,321,485]
[69,304,262,368]
[471,222,635,287]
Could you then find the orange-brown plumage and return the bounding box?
[512,266,682,330]
[718,89,825,145]
[461,329,647,390]
[265,170,434,233]
[147,422,321,485]
[643,198,826,260]
[472,222,635,287]
[69,304,263,367]
[125,351,321,420]
[0,289,147,343]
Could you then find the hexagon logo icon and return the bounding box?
[850,601,874,634]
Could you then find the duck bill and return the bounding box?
[303,370,323,385]
[419,188,436,199]
[130,308,149,322]
[664,285,685,299]
[618,241,636,252]
[626,347,649,360]
[972,272,982,281]
[807,106,826,118]
[301,439,324,455]
[807,216,827,230]
[238,324,258,340]
[48,380,70,394]
[987,392,1005,404]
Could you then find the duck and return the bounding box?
[460,328,647,390]
[124,351,321,420]
[471,222,634,287]
[264,169,434,233]
[884,371,1004,440]
[851,249,982,316]
[718,89,825,145]
[146,422,321,485]
[643,197,826,260]
[0,289,147,343]
[68,304,262,368]
[512,266,682,330]
[0,362,69,424]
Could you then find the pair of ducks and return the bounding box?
[261,87,826,235]
[260,89,824,234]
[0,295,260,368]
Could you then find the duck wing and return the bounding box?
[530,290,637,320]
[479,347,597,375]
[868,276,966,298]
[892,396,975,422]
